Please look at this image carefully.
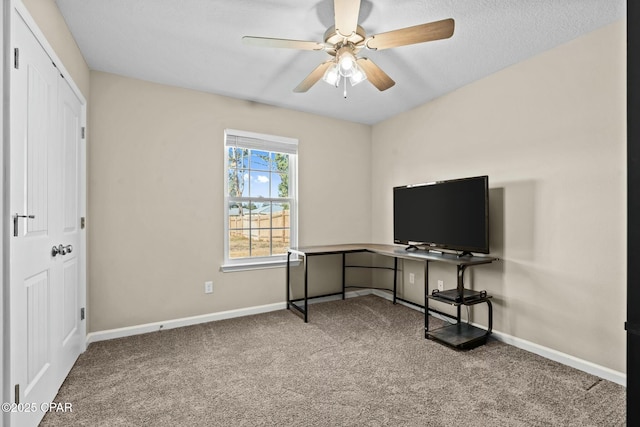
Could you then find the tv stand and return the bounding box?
[426,263,493,349]
[405,244,420,251]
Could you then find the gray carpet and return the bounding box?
[41,295,625,426]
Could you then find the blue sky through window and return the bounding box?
[229,148,287,199]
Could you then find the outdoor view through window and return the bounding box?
[226,140,293,260]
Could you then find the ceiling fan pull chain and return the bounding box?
[343,76,348,98]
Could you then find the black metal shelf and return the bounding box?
[427,288,492,306]
[426,323,490,350]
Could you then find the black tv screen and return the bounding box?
[393,175,489,254]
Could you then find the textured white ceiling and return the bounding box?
[55,0,624,125]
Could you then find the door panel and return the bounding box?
[62,258,78,345]
[61,91,79,234]
[25,271,50,389]
[26,65,51,235]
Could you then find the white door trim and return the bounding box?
[2,2,7,427]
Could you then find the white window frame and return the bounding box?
[222,129,298,272]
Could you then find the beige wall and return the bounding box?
[371,20,626,373]
[88,71,371,332]
[21,0,90,99]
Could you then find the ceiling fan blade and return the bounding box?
[294,61,334,93]
[356,58,395,91]
[366,18,454,51]
[242,36,325,51]
[334,0,361,37]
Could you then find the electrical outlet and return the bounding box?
[409,273,415,284]
[437,280,444,291]
[204,281,213,294]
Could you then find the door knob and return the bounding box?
[51,244,73,257]
[52,245,63,257]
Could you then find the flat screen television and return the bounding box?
[393,175,489,255]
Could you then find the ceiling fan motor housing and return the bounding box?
[324,25,367,54]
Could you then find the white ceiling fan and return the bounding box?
[242,0,455,95]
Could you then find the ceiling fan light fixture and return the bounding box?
[349,66,367,86]
[322,63,340,86]
[337,51,356,77]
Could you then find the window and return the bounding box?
[222,129,298,271]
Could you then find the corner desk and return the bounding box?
[286,244,498,349]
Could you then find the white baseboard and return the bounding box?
[86,301,287,345]
[489,329,626,386]
[370,289,627,387]
[86,290,626,387]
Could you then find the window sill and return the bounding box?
[220,258,300,273]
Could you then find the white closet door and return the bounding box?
[56,71,84,383]
[10,10,84,427]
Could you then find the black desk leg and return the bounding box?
[342,253,346,300]
[456,265,467,323]
[424,260,429,339]
[393,257,398,304]
[303,254,308,323]
[286,251,291,310]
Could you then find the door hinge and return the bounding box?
[15,384,20,404]
[80,307,85,321]
[81,127,86,139]
[14,48,19,69]
[52,61,64,78]
[80,217,86,229]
